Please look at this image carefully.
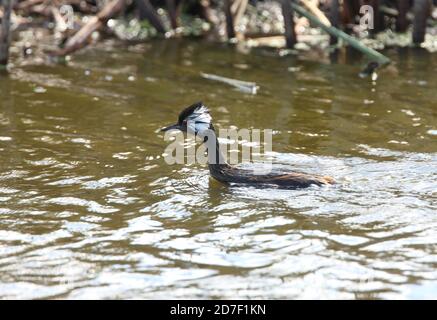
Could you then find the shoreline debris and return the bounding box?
[290,2,391,67]
[51,0,126,56]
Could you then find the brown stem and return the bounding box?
[51,0,125,56]
[199,0,218,25]
[368,0,383,33]
[224,0,236,39]
[412,0,431,44]
[0,0,13,66]
[396,0,410,32]
[281,0,296,48]
[135,0,166,34]
[328,0,339,44]
[166,0,178,29]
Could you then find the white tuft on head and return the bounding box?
[186,105,212,136]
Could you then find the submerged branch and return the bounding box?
[201,72,258,94]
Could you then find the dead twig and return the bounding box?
[50,0,125,56]
[199,0,219,26]
[301,0,331,26]
[15,0,44,11]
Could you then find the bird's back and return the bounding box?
[209,164,335,188]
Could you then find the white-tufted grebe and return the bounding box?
[161,102,335,188]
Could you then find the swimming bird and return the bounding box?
[161,102,334,188]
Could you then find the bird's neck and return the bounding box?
[203,129,227,165]
[202,127,230,176]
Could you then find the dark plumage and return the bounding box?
[208,164,334,188]
[161,102,335,189]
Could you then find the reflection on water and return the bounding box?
[0,38,436,299]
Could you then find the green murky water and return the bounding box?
[0,38,436,299]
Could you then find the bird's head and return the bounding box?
[161,102,213,137]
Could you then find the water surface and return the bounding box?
[0,38,436,299]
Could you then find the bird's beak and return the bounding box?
[160,123,181,132]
